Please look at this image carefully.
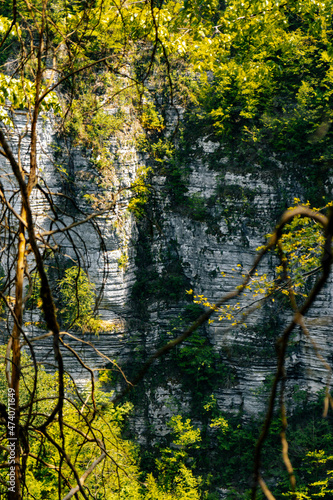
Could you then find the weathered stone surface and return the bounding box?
[1,109,332,442]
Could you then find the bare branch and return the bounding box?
[61,452,107,500]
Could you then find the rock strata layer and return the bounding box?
[1,111,332,439]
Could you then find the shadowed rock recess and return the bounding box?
[1,107,333,442]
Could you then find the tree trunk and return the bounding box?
[9,215,26,500]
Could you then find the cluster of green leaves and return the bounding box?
[184,392,333,499]
[181,0,333,203]
[0,346,203,499]
[57,266,101,333]
[146,415,202,500]
[138,344,333,500]
[267,200,327,298]
[274,400,333,499]
[128,166,153,218]
[283,450,333,499]
[0,346,140,498]
[0,72,60,125]
[136,125,191,210]
[174,329,235,397]
[24,264,101,333]
[139,101,165,132]
[191,201,330,334]
[65,90,125,153]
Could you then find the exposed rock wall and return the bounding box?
[142,157,333,421]
[1,108,332,435]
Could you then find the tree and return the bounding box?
[0,0,177,497]
[183,0,333,204]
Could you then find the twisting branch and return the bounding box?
[0,123,65,432]
[251,207,333,499]
[113,206,330,402]
[0,0,17,50]
[58,338,97,416]
[61,451,107,500]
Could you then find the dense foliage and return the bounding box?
[0,348,210,499]
[182,0,333,205]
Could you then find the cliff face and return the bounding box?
[128,134,333,436]
[2,106,333,435]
